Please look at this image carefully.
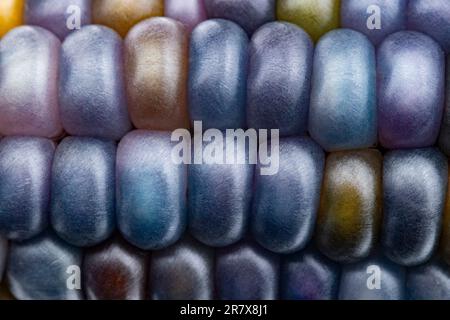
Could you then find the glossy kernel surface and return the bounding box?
[150,236,214,300]
[316,149,382,263]
[125,17,190,131]
[7,232,83,300]
[0,26,62,138]
[382,148,448,266]
[247,22,313,136]
[0,137,54,241]
[60,25,131,140]
[188,134,254,247]
[117,130,187,250]
[189,19,248,130]
[84,236,148,300]
[407,257,450,300]
[216,240,279,300]
[281,246,339,300]
[378,31,445,149]
[308,29,376,152]
[407,0,450,53]
[252,137,324,254]
[51,137,116,247]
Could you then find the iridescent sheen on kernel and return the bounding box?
[25,0,91,40]
[150,236,214,300]
[341,0,407,46]
[252,137,324,254]
[84,236,148,300]
[51,137,116,247]
[308,29,376,152]
[188,135,254,247]
[247,22,313,136]
[316,149,382,263]
[0,137,54,241]
[0,26,63,138]
[92,0,163,37]
[378,31,445,149]
[204,0,275,35]
[281,246,339,300]
[117,130,187,250]
[216,240,279,300]
[7,232,83,300]
[339,251,405,300]
[407,0,450,53]
[0,0,23,38]
[407,257,450,300]
[125,17,189,131]
[189,19,248,130]
[60,25,131,141]
[277,0,340,42]
[382,148,447,266]
[164,0,206,33]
